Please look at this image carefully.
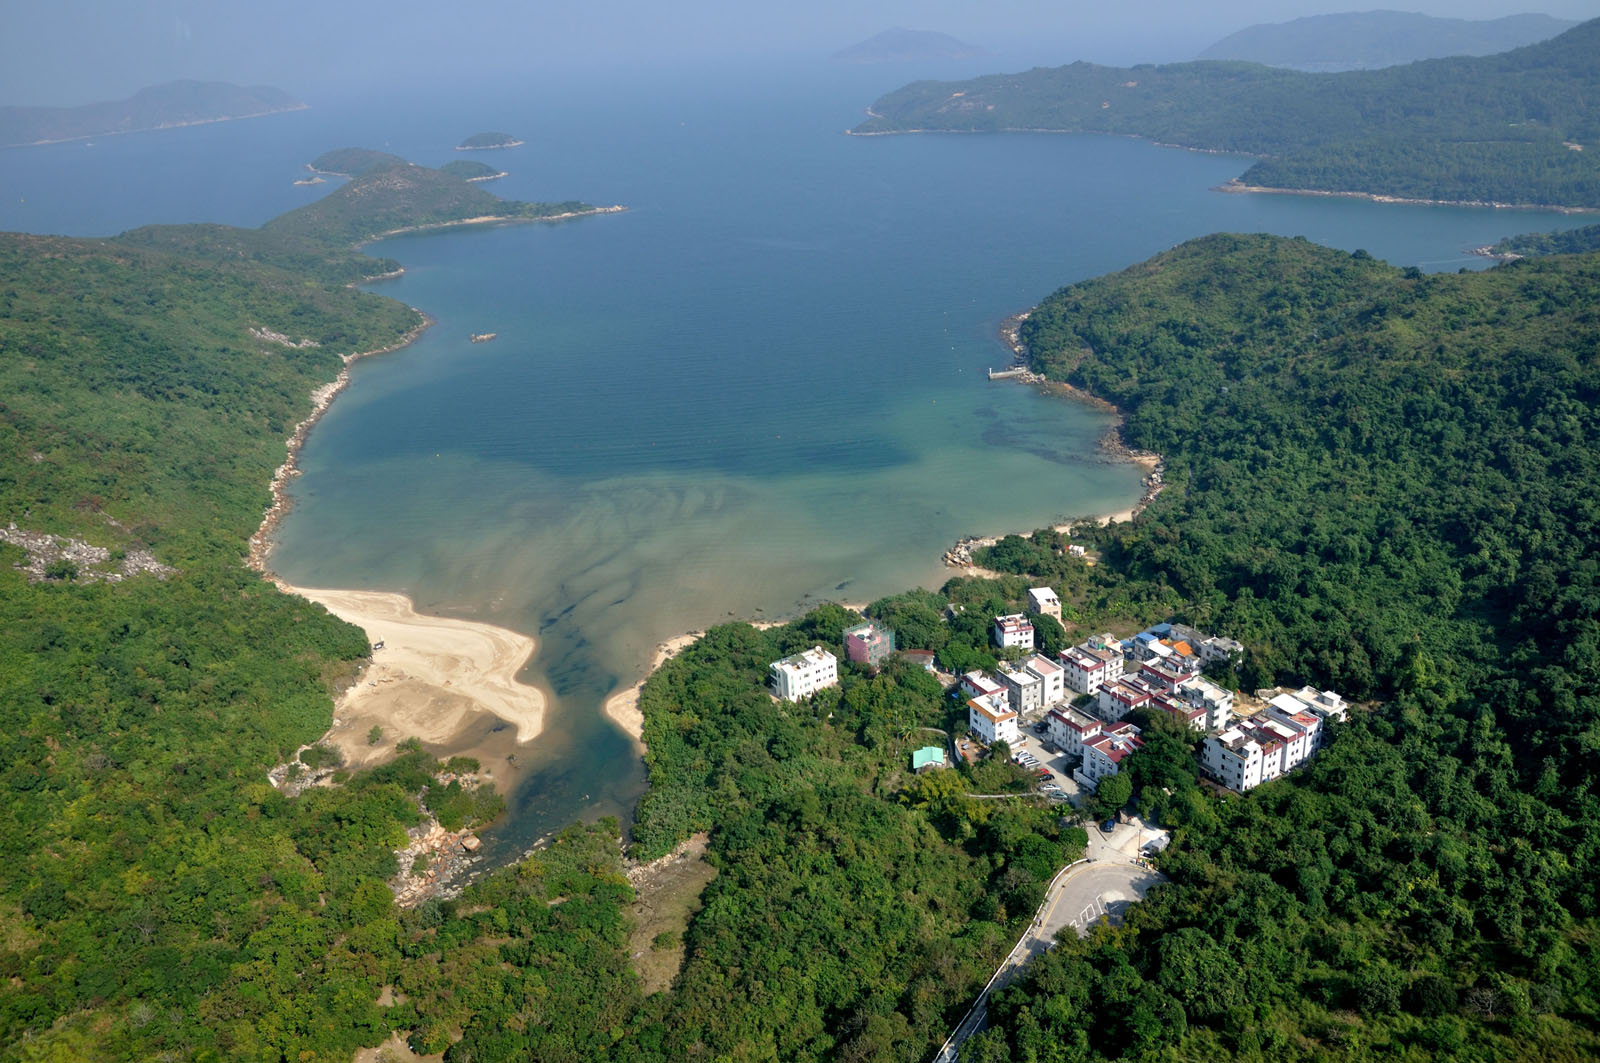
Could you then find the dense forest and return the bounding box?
[948,234,1600,1060]
[9,134,1600,1060]
[854,18,1600,208]
[1490,220,1600,257]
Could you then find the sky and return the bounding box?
[2,0,1599,105]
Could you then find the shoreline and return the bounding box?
[247,313,433,574]
[845,126,1598,213]
[353,204,627,248]
[5,103,310,150]
[276,585,547,774]
[1214,178,1600,214]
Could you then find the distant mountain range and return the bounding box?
[833,28,985,64]
[0,80,305,148]
[854,18,1600,209]
[1198,10,1578,71]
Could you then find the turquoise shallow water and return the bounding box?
[5,59,1595,859]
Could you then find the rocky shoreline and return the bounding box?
[247,314,432,575]
[1215,178,1599,214]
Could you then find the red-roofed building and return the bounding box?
[1077,721,1144,792]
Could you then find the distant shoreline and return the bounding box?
[456,139,525,151]
[353,204,628,248]
[4,103,309,149]
[1215,178,1600,214]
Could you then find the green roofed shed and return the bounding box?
[912,746,947,773]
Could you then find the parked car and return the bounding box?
[1033,722,1048,733]
[1101,819,1117,834]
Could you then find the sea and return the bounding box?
[5,57,1594,862]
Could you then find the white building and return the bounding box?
[1139,656,1200,694]
[1023,653,1066,707]
[1027,587,1062,621]
[1203,727,1264,792]
[993,613,1035,649]
[998,665,1044,716]
[1204,694,1339,792]
[1099,677,1155,721]
[1270,686,1348,722]
[1059,644,1124,696]
[1077,722,1143,793]
[1179,676,1235,731]
[960,670,1006,703]
[1198,635,1244,667]
[968,692,1021,747]
[769,646,839,701]
[1047,706,1103,757]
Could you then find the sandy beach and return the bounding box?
[603,632,702,746]
[284,585,546,775]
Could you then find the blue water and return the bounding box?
[5,59,1594,860]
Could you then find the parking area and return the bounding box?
[1008,712,1083,807]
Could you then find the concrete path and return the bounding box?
[930,828,1165,1063]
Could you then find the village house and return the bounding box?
[968,691,1021,747]
[769,646,839,702]
[843,620,895,669]
[1099,676,1155,721]
[960,670,1006,703]
[1180,676,1235,731]
[1076,721,1144,792]
[1022,652,1066,707]
[1059,644,1124,696]
[998,663,1044,716]
[1202,688,1343,792]
[912,746,948,773]
[1047,705,1103,757]
[993,613,1036,649]
[1026,586,1061,621]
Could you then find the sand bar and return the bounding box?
[284,585,546,768]
[604,632,701,747]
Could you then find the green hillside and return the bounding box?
[959,234,1600,1060]
[854,19,1600,207]
[1490,220,1600,256]
[0,158,616,1061]
[265,156,592,246]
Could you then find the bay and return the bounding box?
[5,58,1593,861]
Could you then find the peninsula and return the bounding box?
[0,79,305,147]
[441,159,507,182]
[852,17,1600,209]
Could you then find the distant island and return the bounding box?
[273,149,616,247]
[832,27,985,64]
[306,147,407,177]
[0,80,305,148]
[853,17,1600,209]
[1197,10,1578,71]
[441,159,506,182]
[457,131,523,151]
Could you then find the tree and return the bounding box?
[1094,773,1133,817]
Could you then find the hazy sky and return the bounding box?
[3,1,1599,105]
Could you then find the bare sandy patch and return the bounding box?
[284,586,545,772]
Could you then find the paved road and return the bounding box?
[931,851,1164,1063]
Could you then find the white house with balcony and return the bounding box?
[968,692,1020,747]
[1047,706,1103,757]
[993,613,1035,649]
[769,646,838,702]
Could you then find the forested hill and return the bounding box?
[1490,220,1600,257]
[0,80,305,147]
[265,153,597,247]
[955,235,1600,1059]
[1196,11,1578,71]
[853,18,1600,208]
[0,161,620,1058]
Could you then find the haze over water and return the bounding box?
[5,59,1594,860]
